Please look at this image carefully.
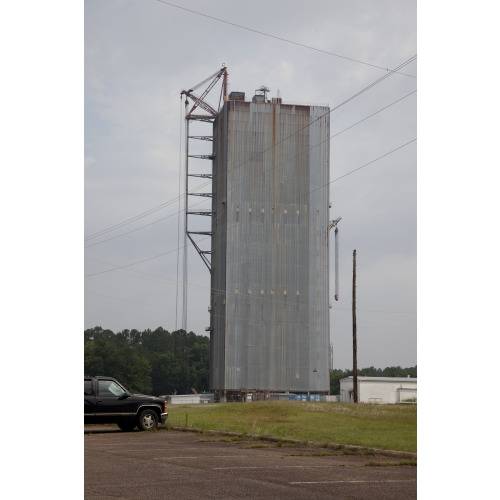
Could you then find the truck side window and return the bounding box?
[84,380,93,395]
[98,380,126,397]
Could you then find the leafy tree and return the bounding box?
[150,352,181,396]
[84,329,152,393]
[84,327,210,396]
[84,327,415,397]
[85,326,103,342]
[329,369,351,395]
[84,340,103,375]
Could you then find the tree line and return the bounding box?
[84,327,416,396]
[84,326,210,396]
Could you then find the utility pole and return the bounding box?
[352,249,358,403]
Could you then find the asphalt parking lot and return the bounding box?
[84,427,416,499]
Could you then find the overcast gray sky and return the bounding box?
[7,1,500,496]
[84,0,417,370]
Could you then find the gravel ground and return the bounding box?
[85,427,416,499]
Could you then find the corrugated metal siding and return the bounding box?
[211,100,330,392]
[210,104,228,390]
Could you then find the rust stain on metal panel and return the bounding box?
[211,96,330,393]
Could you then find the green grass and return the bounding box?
[166,401,416,453]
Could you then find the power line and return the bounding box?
[84,245,186,277]
[330,90,417,139]
[86,278,415,320]
[85,137,414,278]
[88,54,416,240]
[330,57,417,112]
[156,0,416,79]
[86,56,416,272]
[84,196,207,248]
[223,55,417,200]
[87,135,416,277]
[84,211,177,249]
[209,137,416,281]
[224,89,417,196]
[176,94,184,330]
[85,89,416,249]
[84,197,181,241]
[84,182,210,242]
[327,138,416,186]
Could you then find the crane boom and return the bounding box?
[183,90,217,116]
[181,67,228,118]
[189,68,224,93]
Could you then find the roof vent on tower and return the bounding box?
[272,89,282,105]
[228,91,245,101]
[253,85,270,103]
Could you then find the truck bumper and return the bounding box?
[161,412,168,424]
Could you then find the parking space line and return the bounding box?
[214,465,334,470]
[153,455,268,460]
[290,479,417,484]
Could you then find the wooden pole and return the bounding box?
[352,250,358,403]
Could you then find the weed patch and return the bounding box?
[343,448,375,456]
[166,402,416,453]
[365,460,417,467]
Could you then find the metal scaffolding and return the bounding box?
[179,67,228,332]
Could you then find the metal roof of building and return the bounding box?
[340,376,417,383]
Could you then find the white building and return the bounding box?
[164,394,215,405]
[339,376,417,404]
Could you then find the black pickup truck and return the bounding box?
[84,375,168,431]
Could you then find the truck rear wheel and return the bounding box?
[137,409,158,431]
